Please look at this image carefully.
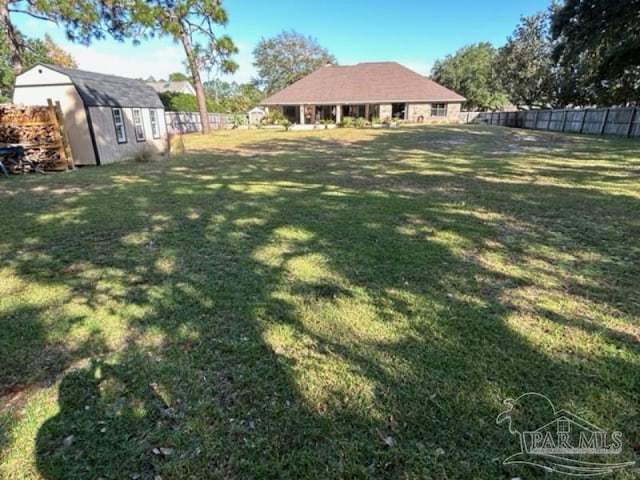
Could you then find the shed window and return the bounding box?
[149,109,160,139]
[431,103,447,117]
[112,108,127,143]
[132,108,145,141]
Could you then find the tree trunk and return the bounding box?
[0,0,23,75]
[179,26,210,134]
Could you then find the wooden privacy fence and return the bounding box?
[164,111,236,133]
[462,107,640,138]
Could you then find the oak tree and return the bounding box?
[551,0,640,105]
[495,13,555,108]
[431,42,508,110]
[253,30,336,95]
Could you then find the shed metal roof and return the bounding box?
[43,64,164,108]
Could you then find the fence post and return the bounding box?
[546,109,552,130]
[627,107,638,138]
[579,109,588,134]
[600,108,610,135]
[561,109,568,132]
[533,110,540,130]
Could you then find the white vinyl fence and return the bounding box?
[164,112,240,133]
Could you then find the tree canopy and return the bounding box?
[125,0,238,133]
[159,81,262,113]
[168,72,190,82]
[552,0,640,106]
[495,13,555,108]
[1,0,238,133]
[431,42,508,110]
[0,0,135,76]
[252,30,336,95]
[0,32,76,101]
[204,80,263,112]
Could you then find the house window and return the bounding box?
[342,105,366,119]
[282,106,299,123]
[132,108,145,141]
[149,109,161,139]
[431,103,447,117]
[112,108,127,143]
[392,103,406,119]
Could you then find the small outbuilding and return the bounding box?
[13,64,167,165]
[248,107,266,125]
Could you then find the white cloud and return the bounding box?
[66,42,186,80]
[62,39,256,85]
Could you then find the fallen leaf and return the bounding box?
[152,447,174,456]
[383,436,395,448]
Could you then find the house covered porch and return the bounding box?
[277,103,409,124]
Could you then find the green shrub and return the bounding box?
[338,117,354,128]
[371,116,381,124]
[233,114,248,128]
[262,109,286,126]
[354,117,367,128]
[159,92,218,112]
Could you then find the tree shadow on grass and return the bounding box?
[0,125,638,478]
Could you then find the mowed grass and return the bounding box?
[1,125,639,479]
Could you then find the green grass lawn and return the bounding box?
[1,125,639,479]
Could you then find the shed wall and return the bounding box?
[90,107,166,164]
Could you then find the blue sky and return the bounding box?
[18,0,553,83]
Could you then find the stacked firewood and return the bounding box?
[0,124,57,145]
[0,105,68,171]
[0,105,50,124]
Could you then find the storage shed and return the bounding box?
[13,64,167,165]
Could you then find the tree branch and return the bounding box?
[7,8,55,23]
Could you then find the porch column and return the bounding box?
[335,105,341,123]
[299,105,305,125]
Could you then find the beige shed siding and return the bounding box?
[90,107,166,164]
[13,84,97,165]
[14,65,69,85]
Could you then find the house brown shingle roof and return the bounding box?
[262,62,465,105]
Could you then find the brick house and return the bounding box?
[261,62,465,124]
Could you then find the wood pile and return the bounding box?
[0,104,71,172]
[0,105,50,124]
